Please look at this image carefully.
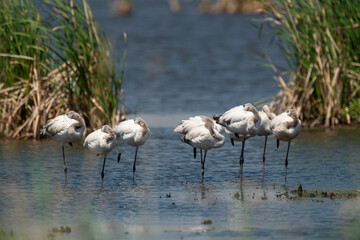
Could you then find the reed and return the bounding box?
[261,0,360,127]
[0,0,126,139]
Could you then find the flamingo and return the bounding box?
[213,103,259,173]
[257,105,276,177]
[40,111,85,177]
[83,125,117,183]
[180,117,225,183]
[174,115,222,158]
[114,117,150,182]
[269,109,301,180]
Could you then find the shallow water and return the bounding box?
[1,0,360,239]
[1,127,360,239]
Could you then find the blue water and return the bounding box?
[0,0,360,239]
[0,127,360,239]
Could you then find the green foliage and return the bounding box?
[262,0,360,127]
[0,0,126,138]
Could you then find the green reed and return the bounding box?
[261,0,360,127]
[0,0,126,138]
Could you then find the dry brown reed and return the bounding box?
[261,0,360,127]
[0,0,125,139]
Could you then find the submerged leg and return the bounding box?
[262,135,268,178]
[277,139,280,149]
[201,150,207,183]
[240,139,246,174]
[231,138,234,146]
[101,155,107,181]
[132,146,138,182]
[193,147,197,159]
[284,141,291,180]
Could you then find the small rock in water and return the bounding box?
[290,184,303,197]
[52,226,71,233]
[329,192,336,200]
[234,192,240,199]
[202,220,212,224]
[347,193,357,198]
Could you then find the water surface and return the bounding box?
[0,128,360,239]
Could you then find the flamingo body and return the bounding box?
[214,103,259,173]
[40,110,85,178]
[270,110,301,142]
[40,111,85,143]
[216,104,258,138]
[83,125,117,156]
[269,109,301,179]
[114,117,150,181]
[181,117,225,182]
[83,125,117,182]
[174,115,222,134]
[114,118,150,146]
[257,105,276,137]
[183,125,225,150]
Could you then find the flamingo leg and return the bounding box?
[240,139,245,173]
[284,141,291,180]
[62,143,67,173]
[231,138,234,146]
[201,150,207,183]
[101,155,107,182]
[132,146,138,182]
[116,142,121,163]
[262,135,268,178]
[193,147,197,159]
[200,149,203,181]
[277,139,280,148]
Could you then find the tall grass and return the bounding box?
[262,0,360,127]
[0,0,126,139]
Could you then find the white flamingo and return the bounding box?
[180,117,225,183]
[174,115,222,158]
[257,105,276,177]
[214,103,259,173]
[269,109,301,180]
[114,117,150,181]
[40,111,85,176]
[83,125,117,182]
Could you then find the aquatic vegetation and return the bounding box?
[0,0,126,139]
[261,0,360,127]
